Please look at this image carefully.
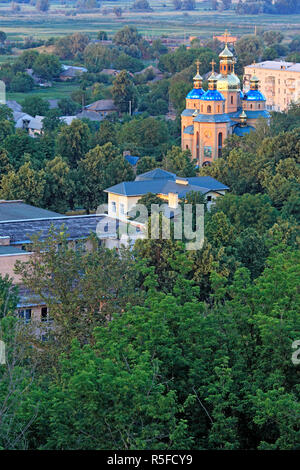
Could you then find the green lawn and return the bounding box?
[7,81,79,103]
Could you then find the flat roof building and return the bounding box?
[244,61,300,112]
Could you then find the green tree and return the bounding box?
[0,161,45,206]
[56,119,91,168]
[22,96,50,117]
[0,275,18,318]
[235,35,263,68]
[118,117,169,157]
[136,156,158,175]
[58,97,80,116]
[43,156,72,213]
[162,146,196,177]
[112,70,138,113]
[32,53,61,81]
[10,72,34,92]
[263,30,284,46]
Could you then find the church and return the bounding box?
[181,34,270,167]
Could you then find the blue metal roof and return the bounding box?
[228,108,243,119]
[181,109,196,116]
[243,89,266,101]
[183,125,194,134]
[105,170,229,197]
[244,109,270,119]
[233,125,255,136]
[186,88,205,99]
[193,113,231,123]
[187,176,229,191]
[200,90,225,101]
[124,155,140,166]
[135,168,176,181]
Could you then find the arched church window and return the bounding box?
[218,132,223,158]
[207,105,211,113]
[231,96,233,105]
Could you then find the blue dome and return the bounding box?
[186,88,205,99]
[200,90,225,101]
[240,90,244,99]
[243,89,266,101]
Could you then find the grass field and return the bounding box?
[0,0,298,42]
[6,81,79,102]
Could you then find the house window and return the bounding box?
[18,309,31,323]
[186,145,189,149]
[111,201,116,213]
[120,203,125,216]
[207,195,212,202]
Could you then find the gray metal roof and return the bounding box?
[246,61,300,73]
[135,169,176,181]
[105,171,229,197]
[0,215,106,244]
[0,202,61,222]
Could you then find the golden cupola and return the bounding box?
[216,30,240,92]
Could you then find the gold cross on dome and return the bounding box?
[210,59,216,73]
[223,29,230,46]
[195,59,201,74]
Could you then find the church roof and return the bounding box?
[193,113,231,123]
[243,89,266,101]
[200,89,225,101]
[233,125,255,136]
[217,73,240,91]
[181,109,196,116]
[183,125,194,134]
[219,45,233,58]
[186,88,205,99]
[243,109,270,119]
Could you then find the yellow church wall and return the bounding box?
[222,90,239,113]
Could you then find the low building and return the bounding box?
[0,200,144,324]
[105,168,229,218]
[100,68,121,77]
[85,99,118,117]
[75,110,103,122]
[244,60,300,111]
[60,64,87,81]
